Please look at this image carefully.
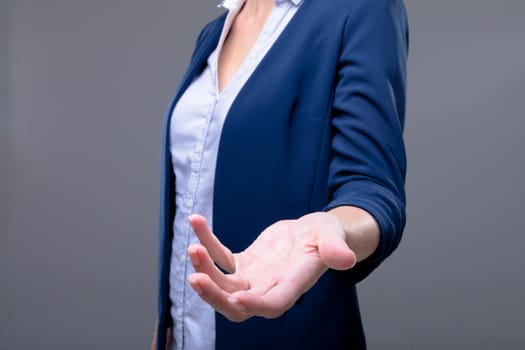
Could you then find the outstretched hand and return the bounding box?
[187,212,357,322]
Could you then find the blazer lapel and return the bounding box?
[171,15,225,107]
[159,13,225,230]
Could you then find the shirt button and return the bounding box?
[195,144,203,153]
[176,308,183,318]
[179,254,186,263]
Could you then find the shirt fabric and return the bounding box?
[168,1,302,349]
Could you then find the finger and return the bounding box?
[165,327,172,350]
[228,279,304,319]
[188,272,249,322]
[187,244,249,293]
[318,232,356,270]
[189,214,236,273]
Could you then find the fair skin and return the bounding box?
[152,209,379,349]
[152,0,380,348]
[186,207,379,322]
[218,0,276,92]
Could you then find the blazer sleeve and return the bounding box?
[325,0,409,283]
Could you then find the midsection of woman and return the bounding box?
[155,0,409,349]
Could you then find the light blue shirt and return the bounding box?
[168,1,302,349]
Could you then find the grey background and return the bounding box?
[2,0,524,349]
[1,0,7,337]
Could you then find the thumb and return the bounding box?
[318,231,357,271]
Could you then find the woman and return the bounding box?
[153,0,408,349]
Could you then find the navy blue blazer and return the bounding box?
[156,0,408,349]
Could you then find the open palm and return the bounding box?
[187,212,356,322]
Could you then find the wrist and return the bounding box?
[327,206,380,262]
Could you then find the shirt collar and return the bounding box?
[218,0,302,11]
